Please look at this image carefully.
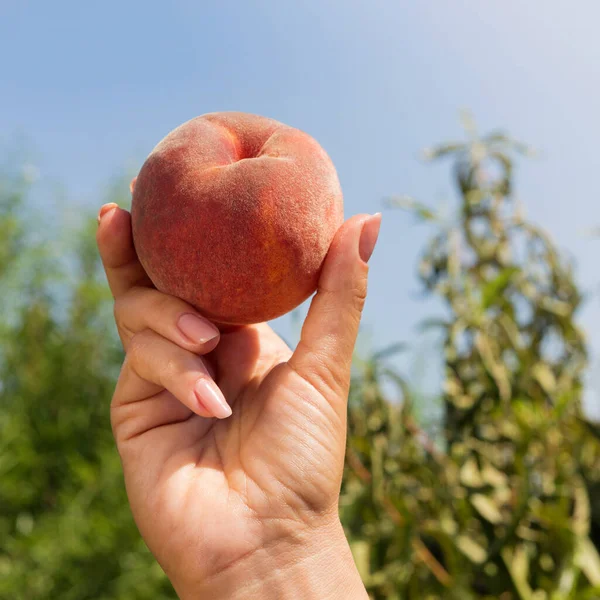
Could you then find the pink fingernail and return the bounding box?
[97,203,119,224]
[194,378,232,419]
[359,213,382,263]
[178,313,220,345]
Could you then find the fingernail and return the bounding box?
[129,176,137,194]
[359,213,382,263]
[97,203,119,224]
[194,378,232,419]
[178,313,220,345]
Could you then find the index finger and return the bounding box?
[96,203,152,298]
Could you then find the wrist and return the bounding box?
[174,518,368,600]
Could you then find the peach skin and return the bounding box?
[131,112,344,326]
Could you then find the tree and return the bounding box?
[0,168,177,599]
[342,116,600,598]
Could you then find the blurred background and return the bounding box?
[1,1,599,598]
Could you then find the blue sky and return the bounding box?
[2,1,599,416]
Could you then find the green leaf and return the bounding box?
[456,535,487,564]
[350,540,371,581]
[471,494,503,524]
[459,458,483,488]
[481,267,519,309]
[417,318,449,332]
[421,142,466,160]
[577,537,600,586]
[579,417,600,441]
[385,196,439,221]
[532,362,557,394]
[502,545,534,600]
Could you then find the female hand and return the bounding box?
[97,202,380,599]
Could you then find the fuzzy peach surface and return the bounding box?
[131,112,344,326]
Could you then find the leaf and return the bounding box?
[540,297,571,317]
[482,130,511,144]
[350,540,371,581]
[579,417,600,441]
[532,362,557,394]
[572,480,591,537]
[554,562,579,598]
[459,458,483,488]
[481,267,519,309]
[455,535,487,564]
[502,545,534,600]
[421,142,465,161]
[480,462,509,488]
[576,537,600,586]
[417,318,449,332]
[474,332,511,402]
[471,493,503,524]
[385,196,439,221]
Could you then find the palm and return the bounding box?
[119,323,346,584]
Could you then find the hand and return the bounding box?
[96,202,380,599]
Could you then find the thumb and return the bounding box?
[288,212,381,400]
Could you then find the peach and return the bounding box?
[131,112,344,326]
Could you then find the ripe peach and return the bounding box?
[131,112,344,326]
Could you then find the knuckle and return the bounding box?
[145,287,189,318]
[350,275,368,313]
[290,345,348,398]
[161,355,180,381]
[113,295,127,326]
[126,329,152,363]
[150,289,174,314]
[159,353,197,391]
[113,290,142,332]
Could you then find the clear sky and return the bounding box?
[2,1,599,417]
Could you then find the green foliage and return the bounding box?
[342,118,600,598]
[0,172,176,598]
[0,121,599,599]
